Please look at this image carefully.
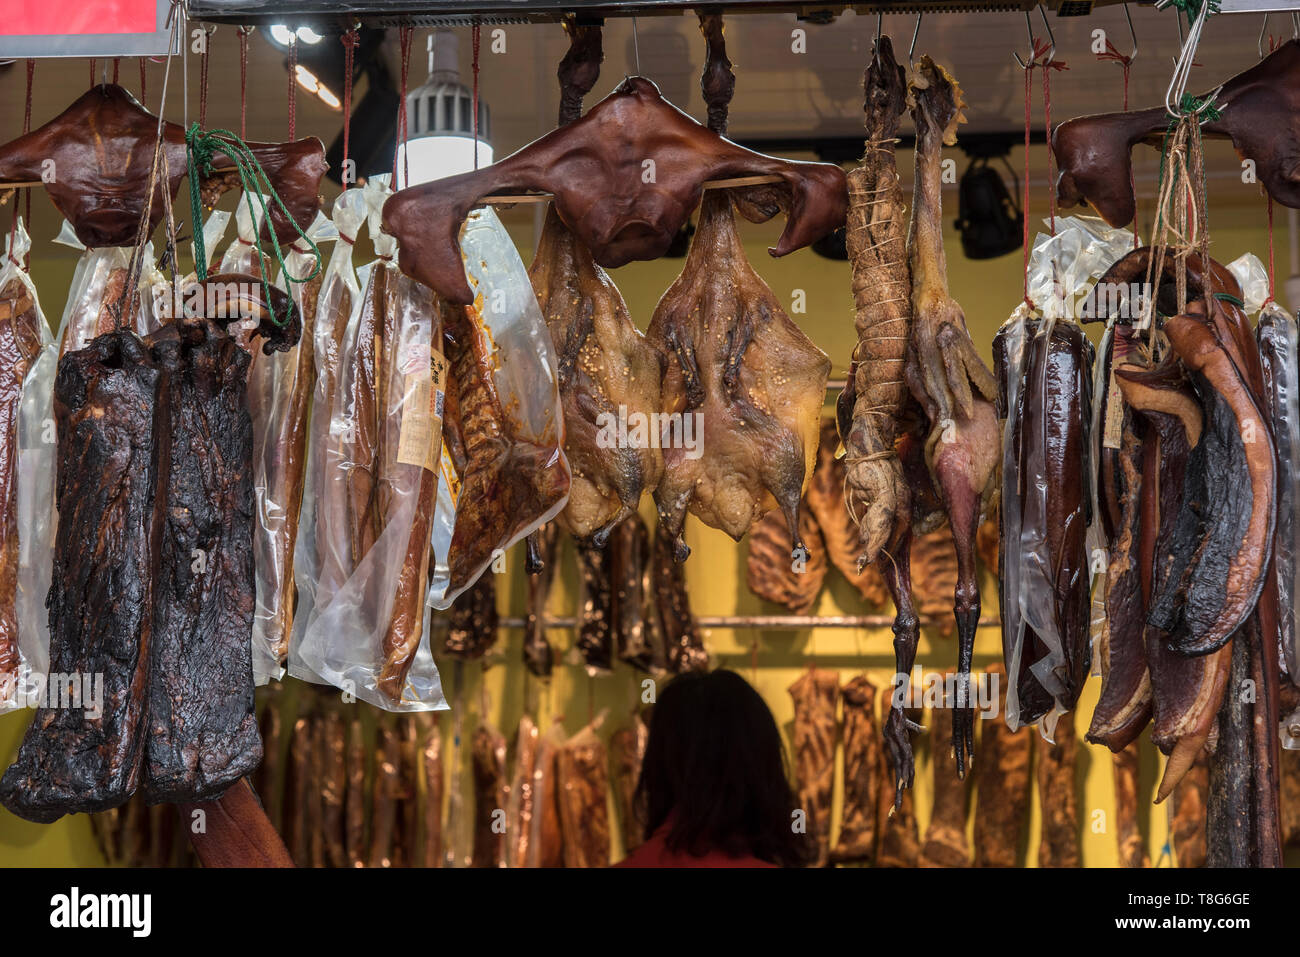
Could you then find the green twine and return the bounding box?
[1167,0,1220,27]
[185,124,322,326]
[1213,292,1245,308]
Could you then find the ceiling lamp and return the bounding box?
[954,138,1023,260]
[396,29,492,189]
[267,24,324,48]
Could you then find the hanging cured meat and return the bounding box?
[471,718,508,868]
[973,666,1030,867]
[910,527,960,637]
[575,538,615,672]
[788,667,839,867]
[1054,41,1300,229]
[557,720,611,867]
[610,514,662,671]
[920,702,971,867]
[806,419,888,606]
[1171,750,1209,868]
[895,56,1000,785]
[522,522,558,677]
[611,711,650,854]
[444,573,499,661]
[652,520,707,673]
[830,676,880,864]
[875,691,920,867]
[646,17,831,563]
[1113,742,1148,867]
[381,64,847,305]
[745,503,826,614]
[528,25,665,545]
[1035,718,1081,868]
[840,35,913,568]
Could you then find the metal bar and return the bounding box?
[496,614,1000,630]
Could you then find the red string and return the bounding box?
[472,23,482,171]
[287,37,298,140]
[1263,195,1277,307]
[1022,61,1034,310]
[238,27,250,140]
[1097,40,1138,247]
[393,26,413,186]
[341,28,359,182]
[199,37,210,129]
[1041,48,1067,237]
[112,57,120,84]
[89,58,96,88]
[139,57,147,105]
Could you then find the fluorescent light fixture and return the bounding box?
[396,136,494,188]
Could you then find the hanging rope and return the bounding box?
[1041,47,1067,237]
[1263,195,1276,307]
[287,36,298,141]
[139,57,148,104]
[112,58,120,84]
[198,31,211,130]
[10,59,35,264]
[185,127,322,319]
[1021,56,1035,310]
[89,58,96,88]
[472,23,482,171]
[1097,39,1139,248]
[393,26,413,186]
[238,26,252,139]
[341,28,359,181]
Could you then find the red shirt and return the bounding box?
[615,828,779,868]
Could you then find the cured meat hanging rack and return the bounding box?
[496,613,1000,630]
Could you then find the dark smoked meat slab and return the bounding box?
[0,331,164,823]
[143,322,261,803]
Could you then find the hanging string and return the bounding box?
[341,28,359,182]
[10,59,35,263]
[1021,56,1035,310]
[139,57,148,104]
[1263,195,1277,307]
[238,26,251,139]
[112,58,120,84]
[287,36,298,140]
[89,58,96,88]
[393,26,413,187]
[472,23,482,171]
[1041,48,1066,237]
[1096,39,1138,248]
[198,32,211,129]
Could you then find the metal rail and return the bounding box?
[496,613,1001,629]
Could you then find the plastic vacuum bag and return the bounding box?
[289,187,369,683]
[298,177,449,711]
[247,210,334,683]
[0,220,57,711]
[427,206,569,609]
[53,224,160,356]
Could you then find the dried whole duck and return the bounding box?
[0,275,46,697]
[898,57,1000,782]
[472,719,508,868]
[745,501,826,614]
[1035,717,1081,868]
[841,35,913,568]
[529,25,665,546]
[646,24,830,564]
[973,666,1030,868]
[830,676,880,864]
[558,720,611,867]
[653,520,707,673]
[1054,41,1300,229]
[611,711,650,853]
[789,667,839,867]
[806,419,888,606]
[921,702,971,867]
[0,84,327,249]
[444,573,499,661]
[382,72,847,305]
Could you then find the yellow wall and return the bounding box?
[0,138,1289,866]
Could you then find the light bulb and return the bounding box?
[269,24,294,47]
[297,27,323,44]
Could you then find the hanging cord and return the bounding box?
[198,29,211,130]
[139,57,147,104]
[89,58,96,88]
[287,36,298,141]
[1263,196,1277,307]
[185,127,322,315]
[472,23,482,171]
[9,59,35,266]
[393,26,413,186]
[1041,48,1067,238]
[1096,29,1136,245]
[341,28,359,180]
[112,58,120,84]
[237,26,252,139]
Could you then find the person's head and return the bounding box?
[635,669,815,867]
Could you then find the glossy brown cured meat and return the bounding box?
[471,719,508,868]
[444,573,499,660]
[522,522,557,677]
[842,36,913,566]
[652,520,707,673]
[0,278,45,696]
[1113,742,1149,867]
[789,667,839,867]
[382,78,847,305]
[610,514,662,671]
[904,58,1000,778]
[1054,41,1300,228]
[611,711,650,854]
[910,527,959,637]
[575,538,615,672]
[1171,750,1209,867]
[557,723,611,867]
[973,666,1030,867]
[1035,717,1081,868]
[831,680,879,862]
[920,702,971,867]
[0,85,325,250]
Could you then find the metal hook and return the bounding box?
[1260,14,1270,59]
[1012,5,1054,68]
[1121,3,1138,61]
[908,12,922,62]
[1292,11,1298,38]
[875,11,882,44]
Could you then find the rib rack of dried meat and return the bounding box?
[646,15,831,563]
[890,55,1000,794]
[528,24,665,547]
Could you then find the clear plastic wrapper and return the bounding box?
[0,220,57,711]
[427,206,569,609]
[298,178,448,711]
[53,223,161,356]
[290,187,369,683]
[1226,252,1270,315]
[247,210,334,683]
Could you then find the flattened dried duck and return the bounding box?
[646,22,830,563]
[529,25,664,545]
[789,667,839,867]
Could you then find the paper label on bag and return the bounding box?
[396,346,447,472]
[1102,369,1124,450]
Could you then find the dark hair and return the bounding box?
[634,669,815,867]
